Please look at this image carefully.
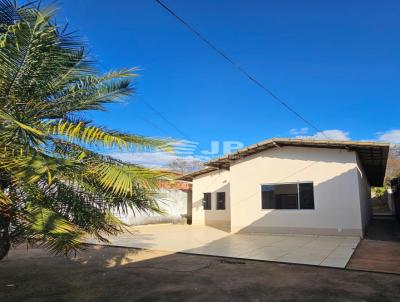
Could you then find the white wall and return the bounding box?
[192,169,230,227]
[115,188,188,225]
[356,154,372,232]
[229,147,363,236]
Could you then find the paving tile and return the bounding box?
[240,246,291,261]
[328,246,356,259]
[86,224,359,268]
[320,256,349,268]
[277,254,326,266]
[268,238,314,248]
[299,241,341,251]
[185,247,225,256]
[294,247,334,257]
[339,238,360,248]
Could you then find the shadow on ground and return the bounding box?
[365,217,400,242]
[1,245,400,302]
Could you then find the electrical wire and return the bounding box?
[154,0,328,139]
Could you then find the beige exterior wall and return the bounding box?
[192,169,230,227]
[355,153,372,232]
[229,147,363,236]
[192,146,370,237]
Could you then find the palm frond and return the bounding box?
[45,120,173,151]
[85,159,166,197]
[0,148,79,184]
[0,1,176,259]
[25,205,83,255]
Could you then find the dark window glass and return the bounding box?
[262,184,298,209]
[216,192,225,210]
[299,183,315,209]
[203,193,211,210]
[261,183,314,210]
[261,185,276,209]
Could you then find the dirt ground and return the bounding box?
[1,245,400,302]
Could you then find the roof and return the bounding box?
[178,167,219,182]
[157,170,191,190]
[179,138,390,186]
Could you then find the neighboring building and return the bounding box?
[116,175,191,225]
[179,138,389,237]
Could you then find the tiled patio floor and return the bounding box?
[86,224,360,268]
[347,239,400,274]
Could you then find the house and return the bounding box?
[179,138,389,237]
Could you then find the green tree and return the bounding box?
[0,1,172,260]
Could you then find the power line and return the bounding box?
[137,114,171,137]
[155,0,328,139]
[141,99,193,141]
[97,62,191,141]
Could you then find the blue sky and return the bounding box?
[47,0,400,165]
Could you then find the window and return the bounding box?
[216,192,226,210]
[261,183,314,210]
[299,183,314,209]
[203,193,211,210]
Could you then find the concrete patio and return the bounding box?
[87,224,360,268]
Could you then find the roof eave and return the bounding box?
[204,138,390,187]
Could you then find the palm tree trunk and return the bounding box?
[0,216,10,260]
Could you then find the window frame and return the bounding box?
[260,182,315,210]
[216,192,226,210]
[203,192,212,210]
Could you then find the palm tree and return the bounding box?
[0,1,173,260]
